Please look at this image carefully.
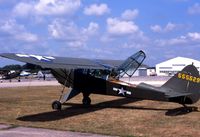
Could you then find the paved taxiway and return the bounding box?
[0,76,169,88]
[0,124,115,137]
[0,80,59,88]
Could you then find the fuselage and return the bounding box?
[51,68,200,105]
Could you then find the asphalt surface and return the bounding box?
[0,77,168,88]
[0,80,60,88]
[0,124,116,137]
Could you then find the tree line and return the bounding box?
[0,63,42,71]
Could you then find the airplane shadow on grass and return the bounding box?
[17,98,199,122]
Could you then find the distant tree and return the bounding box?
[22,63,42,73]
[22,63,42,69]
[2,64,22,70]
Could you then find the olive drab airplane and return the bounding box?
[0,50,200,112]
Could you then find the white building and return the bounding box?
[123,65,148,77]
[132,67,147,76]
[147,67,156,76]
[156,57,200,76]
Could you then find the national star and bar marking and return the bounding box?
[16,54,55,62]
[113,87,131,96]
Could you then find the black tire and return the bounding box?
[82,97,91,106]
[52,100,62,110]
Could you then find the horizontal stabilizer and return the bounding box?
[165,91,192,98]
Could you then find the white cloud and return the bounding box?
[150,25,162,33]
[188,3,200,15]
[0,19,22,34]
[48,19,83,41]
[35,0,81,15]
[165,23,176,31]
[122,42,146,49]
[15,32,38,42]
[13,0,81,17]
[68,41,85,48]
[106,18,139,35]
[13,2,33,17]
[82,22,99,35]
[150,22,177,33]
[84,3,110,16]
[187,32,200,41]
[121,9,139,20]
[48,19,99,47]
[0,19,38,42]
[155,32,200,46]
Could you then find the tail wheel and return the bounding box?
[52,100,62,110]
[82,97,91,106]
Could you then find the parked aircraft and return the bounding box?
[0,69,20,80]
[0,50,199,112]
[20,70,31,77]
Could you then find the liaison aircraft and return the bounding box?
[0,50,199,112]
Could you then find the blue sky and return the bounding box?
[0,0,200,67]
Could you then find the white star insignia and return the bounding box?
[118,87,126,96]
[16,54,55,62]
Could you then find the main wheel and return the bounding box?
[52,100,62,110]
[82,97,91,106]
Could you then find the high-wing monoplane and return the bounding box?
[0,50,200,112]
[0,69,21,80]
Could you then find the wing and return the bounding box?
[0,53,120,70]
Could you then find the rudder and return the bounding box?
[161,64,200,104]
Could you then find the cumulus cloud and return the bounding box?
[121,9,139,20]
[13,0,81,17]
[150,25,162,33]
[150,22,177,33]
[0,19,38,42]
[101,17,148,49]
[82,22,99,35]
[84,3,110,16]
[48,19,99,47]
[155,32,200,46]
[188,3,200,15]
[13,2,33,17]
[106,18,139,36]
[15,32,38,42]
[187,32,200,41]
[48,20,80,41]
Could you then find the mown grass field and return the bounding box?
[0,86,199,137]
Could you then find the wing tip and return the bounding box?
[0,53,13,58]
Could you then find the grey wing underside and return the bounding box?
[0,53,122,70]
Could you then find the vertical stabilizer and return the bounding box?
[161,64,200,104]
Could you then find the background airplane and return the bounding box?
[0,69,21,80]
[0,63,45,82]
[0,50,199,112]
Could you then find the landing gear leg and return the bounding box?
[182,104,198,112]
[52,80,68,111]
[182,104,190,112]
[82,93,91,106]
[52,87,80,111]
